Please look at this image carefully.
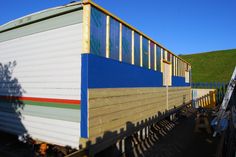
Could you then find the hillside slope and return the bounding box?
[181,49,236,82]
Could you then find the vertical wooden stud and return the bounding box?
[106,16,110,58]
[175,57,177,76]
[82,3,91,53]
[119,23,122,61]
[160,48,163,73]
[172,55,175,76]
[148,40,151,69]
[177,59,180,76]
[131,31,134,65]
[169,62,172,86]
[154,44,157,71]
[140,35,143,67]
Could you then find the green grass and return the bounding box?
[181,49,236,82]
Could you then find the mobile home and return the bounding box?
[0,1,191,149]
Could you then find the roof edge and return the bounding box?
[0,2,83,33]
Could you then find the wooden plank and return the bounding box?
[140,35,143,67]
[119,23,122,61]
[131,30,134,65]
[87,87,191,145]
[89,99,167,128]
[154,44,157,71]
[82,3,91,53]
[89,105,165,138]
[89,95,167,118]
[89,91,166,109]
[106,15,110,58]
[89,87,166,99]
[160,48,163,73]
[148,40,151,69]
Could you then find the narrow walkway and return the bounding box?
[141,114,219,157]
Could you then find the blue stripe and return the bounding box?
[85,54,163,88]
[81,54,88,138]
[172,76,190,86]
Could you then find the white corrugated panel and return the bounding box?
[0,23,82,100]
[0,21,83,148]
[0,111,80,148]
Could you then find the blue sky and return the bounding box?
[0,0,235,54]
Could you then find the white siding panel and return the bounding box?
[0,23,82,100]
[0,112,80,148]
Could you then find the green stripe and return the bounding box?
[0,99,80,110]
[24,100,80,110]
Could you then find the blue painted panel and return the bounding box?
[122,25,132,64]
[172,76,190,87]
[81,55,88,138]
[109,17,120,61]
[83,54,163,88]
[142,37,149,68]
[90,7,106,57]
[134,32,140,66]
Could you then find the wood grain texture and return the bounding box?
[88,87,191,142]
[168,87,191,109]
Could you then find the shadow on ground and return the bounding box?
[141,114,219,157]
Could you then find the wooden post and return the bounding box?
[148,40,151,69]
[160,48,163,73]
[106,16,110,58]
[82,2,91,53]
[154,44,157,71]
[119,23,122,61]
[140,35,143,67]
[131,31,134,64]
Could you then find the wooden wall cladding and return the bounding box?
[88,86,191,143]
[168,87,191,110]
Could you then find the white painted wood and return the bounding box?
[163,63,171,86]
[185,71,190,83]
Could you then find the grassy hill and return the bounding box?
[181,49,236,83]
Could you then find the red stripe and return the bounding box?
[0,96,80,105]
